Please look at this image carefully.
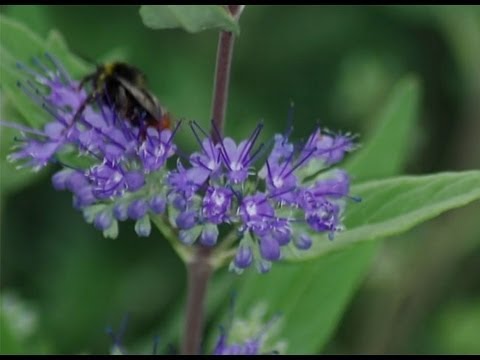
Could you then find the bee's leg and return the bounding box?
[115,86,129,119]
[77,73,95,91]
[71,91,96,125]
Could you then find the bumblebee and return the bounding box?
[74,62,171,134]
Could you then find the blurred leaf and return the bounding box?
[44,29,92,77]
[97,47,130,64]
[0,312,22,354]
[345,77,420,181]
[237,242,377,355]
[0,45,50,128]
[234,76,422,354]
[139,5,239,35]
[0,14,90,128]
[0,292,45,354]
[286,171,480,261]
[3,5,52,36]
[430,299,480,354]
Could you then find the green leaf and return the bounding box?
[44,29,92,77]
[287,171,480,261]
[0,15,91,128]
[430,299,480,354]
[0,292,47,354]
[345,76,421,181]
[237,242,377,354]
[139,5,239,35]
[234,77,422,354]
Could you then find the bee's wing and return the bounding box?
[115,76,163,119]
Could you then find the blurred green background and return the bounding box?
[1,5,479,354]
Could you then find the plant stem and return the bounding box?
[181,5,242,354]
[210,5,242,143]
[181,246,214,354]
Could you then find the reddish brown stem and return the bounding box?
[210,5,241,144]
[181,247,214,354]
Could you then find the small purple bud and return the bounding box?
[176,211,197,230]
[51,169,73,190]
[149,195,166,214]
[234,245,253,269]
[172,195,187,211]
[200,226,219,246]
[179,230,196,245]
[295,233,312,250]
[113,203,128,221]
[125,171,145,192]
[66,171,89,192]
[258,260,272,274]
[128,199,148,220]
[134,217,151,237]
[259,236,281,261]
[72,187,95,209]
[272,223,291,246]
[93,211,113,231]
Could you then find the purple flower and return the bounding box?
[189,122,222,183]
[86,162,128,199]
[302,128,355,166]
[167,161,202,201]
[202,186,233,224]
[218,124,264,183]
[138,127,177,172]
[305,200,341,234]
[8,139,62,170]
[239,193,274,234]
[268,133,295,165]
[264,159,298,204]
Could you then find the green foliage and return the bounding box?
[429,299,480,354]
[345,77,421,181]
[139,5,239,35]
[0,292,50,354]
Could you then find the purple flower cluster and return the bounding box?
[3,56,358,273]
[168,121,356,273]
[5,56,177,238]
